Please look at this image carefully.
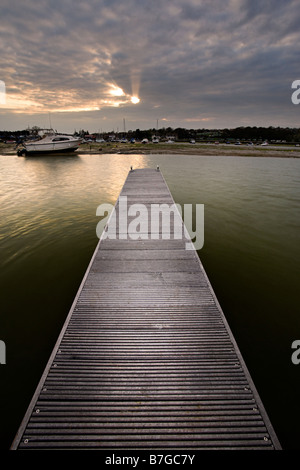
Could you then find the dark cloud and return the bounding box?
[0,0,299,131]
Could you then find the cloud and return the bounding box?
[0,0,299,131]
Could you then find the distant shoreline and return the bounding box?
[1,142,300,158]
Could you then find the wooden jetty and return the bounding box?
[11,168,281,450]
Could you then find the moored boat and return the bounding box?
[17,129,82,156]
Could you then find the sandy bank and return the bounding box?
[1,142,300,158]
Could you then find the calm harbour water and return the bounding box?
[0,152,299,450]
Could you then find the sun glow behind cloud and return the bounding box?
[109,84,125,97]
[1,81,141,114]
[131,96,140,104]
[108,83,140,106]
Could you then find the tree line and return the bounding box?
[1,126,300,143]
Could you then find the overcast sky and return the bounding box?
[0,0,299,133]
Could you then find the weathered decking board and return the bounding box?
[11,168,281,450]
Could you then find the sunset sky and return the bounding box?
[0,0,299,133]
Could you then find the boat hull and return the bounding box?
[24,140,80,154]
[22,146,79,155]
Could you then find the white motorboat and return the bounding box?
[17,129,82,156]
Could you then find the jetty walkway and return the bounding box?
[11,168,280,450]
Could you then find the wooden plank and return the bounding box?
[11,168,281,450]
